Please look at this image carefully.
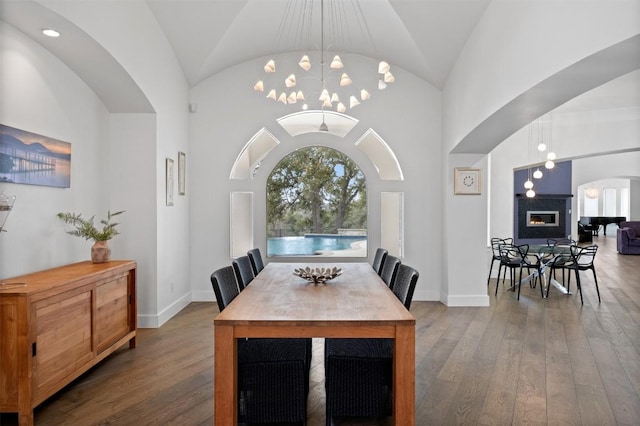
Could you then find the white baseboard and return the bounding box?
[137,292,192,328]
[442,294,490,307]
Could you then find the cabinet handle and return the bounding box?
[32,342,37,357]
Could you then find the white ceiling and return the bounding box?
[1,0,638,130]
[146,0,491,89]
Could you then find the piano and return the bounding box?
[579,216,626,236]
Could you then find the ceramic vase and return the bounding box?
[91,240,111,263]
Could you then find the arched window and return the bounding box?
[266,146,367,257]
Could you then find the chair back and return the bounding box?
[392,264,419,310]
[570,244,598,268]
[379,254,401,289]
[232,255,256,291]
[211,266,240,312]
[247,248,264,275]
[371,248,388,274]
[499,243,528,264]
[491,237,513,258]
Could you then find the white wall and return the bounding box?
[189,54,443,302]
[443,2,640,303]
[0,23,110,277]
[5,1,192,327]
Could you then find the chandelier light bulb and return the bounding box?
[319,89,330,102]
[302,103,309,110]
[253,80,264,92]
[533,169,543,179]
[285,74,296,88]
[330,55,344,69]
[266,89,277,101]
[277,92,287,104]
[296,91,305,101]
[537,142,547,152]
[340,73,352,86]
[322,99,332,108]
[287,92,297,104]
[547,151,556,160]
[337,102,346,113]
[360,89,370,100]
[526,189,536,198]
[349,96,360,109]
[331,93,340,103]
[298,55,311,71]
[545,160,555,169]
[383,71,395,83]
[378,61,390,74]
[264,59,276,73]
[524,179,534,189]
[378,78,387,90]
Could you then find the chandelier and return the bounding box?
[253,0,395,113]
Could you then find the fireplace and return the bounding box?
[517,197,568,240]
[526,211,559,227]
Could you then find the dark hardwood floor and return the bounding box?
[2,234,639,425]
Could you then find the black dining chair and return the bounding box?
[232,255,255,291]
[371,247,388,275]
[487,237,512,286]
[210,266,240,312]
[379,254,401,289]
[544,238,576,291]
[497,243,543,300]
[392,264,419,310]
[247,247,264,275]
[324,264,419,426]
[565,244,600,304]
[210,266,311,425]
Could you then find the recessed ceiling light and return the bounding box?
[42,29,60,38]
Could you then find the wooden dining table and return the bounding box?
[214,262,416,425]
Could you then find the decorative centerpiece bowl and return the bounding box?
[293,266,342,285]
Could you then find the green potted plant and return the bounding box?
[57,210,125,263]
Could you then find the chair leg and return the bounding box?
[487,259,495,286]
[575,269,584,305]
[517,266,523,300]
[591,267,601,303]
[538,266,545,298]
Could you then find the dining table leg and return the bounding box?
[214,324,237,426]
[394,324,416,425]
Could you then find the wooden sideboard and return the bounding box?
[0,260,137,425]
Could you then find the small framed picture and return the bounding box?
[454,168,481,195]
[166,158,175,206]
[178,151,186,195]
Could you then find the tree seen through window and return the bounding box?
[267,146,367,256]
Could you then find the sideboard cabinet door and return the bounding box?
[96,273,131,353]
[33,287,94,403]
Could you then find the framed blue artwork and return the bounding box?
[0,124,71,188]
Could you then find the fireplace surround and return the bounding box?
[516,196,571,241]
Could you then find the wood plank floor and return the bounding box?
[2,235,639,425]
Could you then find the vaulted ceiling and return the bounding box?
[2,0,638,125]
